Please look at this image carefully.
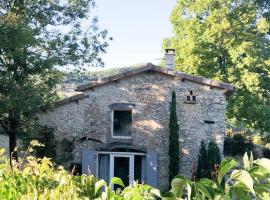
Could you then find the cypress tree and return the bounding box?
[168,91,180,183]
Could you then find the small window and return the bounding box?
[112,110,132,139]
[186,90,197,103]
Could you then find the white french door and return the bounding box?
[110,154,134,186]
[97,152,146,187]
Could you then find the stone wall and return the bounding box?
[39,71,227,191]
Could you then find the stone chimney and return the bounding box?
[165,49,175,70]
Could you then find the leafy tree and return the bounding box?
[164,0,270,136]
[0,0,110,161]
[168,91,180,183]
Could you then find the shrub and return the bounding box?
[196,141,211,179]
[224,133,253,156]
[0,143,270,199]
[167,153,270,200]
[196,141,221,180]
[0,143,159,200]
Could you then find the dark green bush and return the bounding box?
[224,134,253,156]
[196,141,211,179]
[196,141,221,180]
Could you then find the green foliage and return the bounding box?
[224,133,254,156]
[167,153,270,200]
[168,91,180,183]
[64,65,140,83]
[196,141,211,179]
[59,66,140,98]
[32,126,57,159]
[0,0,110,158]
[0,144,159,200]
[196,141,221,180]
[58,138,75,164]
[0,144,270,199]
[208,141,221,167]
[164,0,270,135]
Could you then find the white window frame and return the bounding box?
[111,109,133,139]
[96,152,146,186]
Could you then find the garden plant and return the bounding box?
[0,142,269,199]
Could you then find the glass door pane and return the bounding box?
[114,156,130,189]
[98,154,110,183]
[134,155,146,183]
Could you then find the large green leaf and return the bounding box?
[162,191,177,200]
[230,170,255,195]
[254,183,270,195]
[233,187,252,200]
[199,179,220,198]
[199,178,218,189]
[218,158,237,184]
[254,158,270,172]
[249,166,269,179]
[214,194,231,200]
[95,179,106,194]
[170,176,187,198]
[195,182,214,200]
[186,181,192,200]
[110,177,125,188]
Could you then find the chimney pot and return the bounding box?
[165,49,175,70]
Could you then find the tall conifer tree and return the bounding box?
[169,91,180,183]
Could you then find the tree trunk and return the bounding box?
[7,111,19,164]
[8,128,18,163]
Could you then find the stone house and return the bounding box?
[38,50,234,190]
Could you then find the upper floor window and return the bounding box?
[112,110,132,139]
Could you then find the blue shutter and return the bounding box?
[146,151,158,188]
[82,149,96,176]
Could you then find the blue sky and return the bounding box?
[94,0,176,68]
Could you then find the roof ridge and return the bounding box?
[75,63,234,95]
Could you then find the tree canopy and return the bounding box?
[164,0,270,135]
[0,0,110,159]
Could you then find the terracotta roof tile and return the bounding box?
[76,63,235,95]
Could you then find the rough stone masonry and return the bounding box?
[38,64,234,191]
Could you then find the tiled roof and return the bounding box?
[76,63,234,95]
[54,63,234,107]
[54,93,88,106]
